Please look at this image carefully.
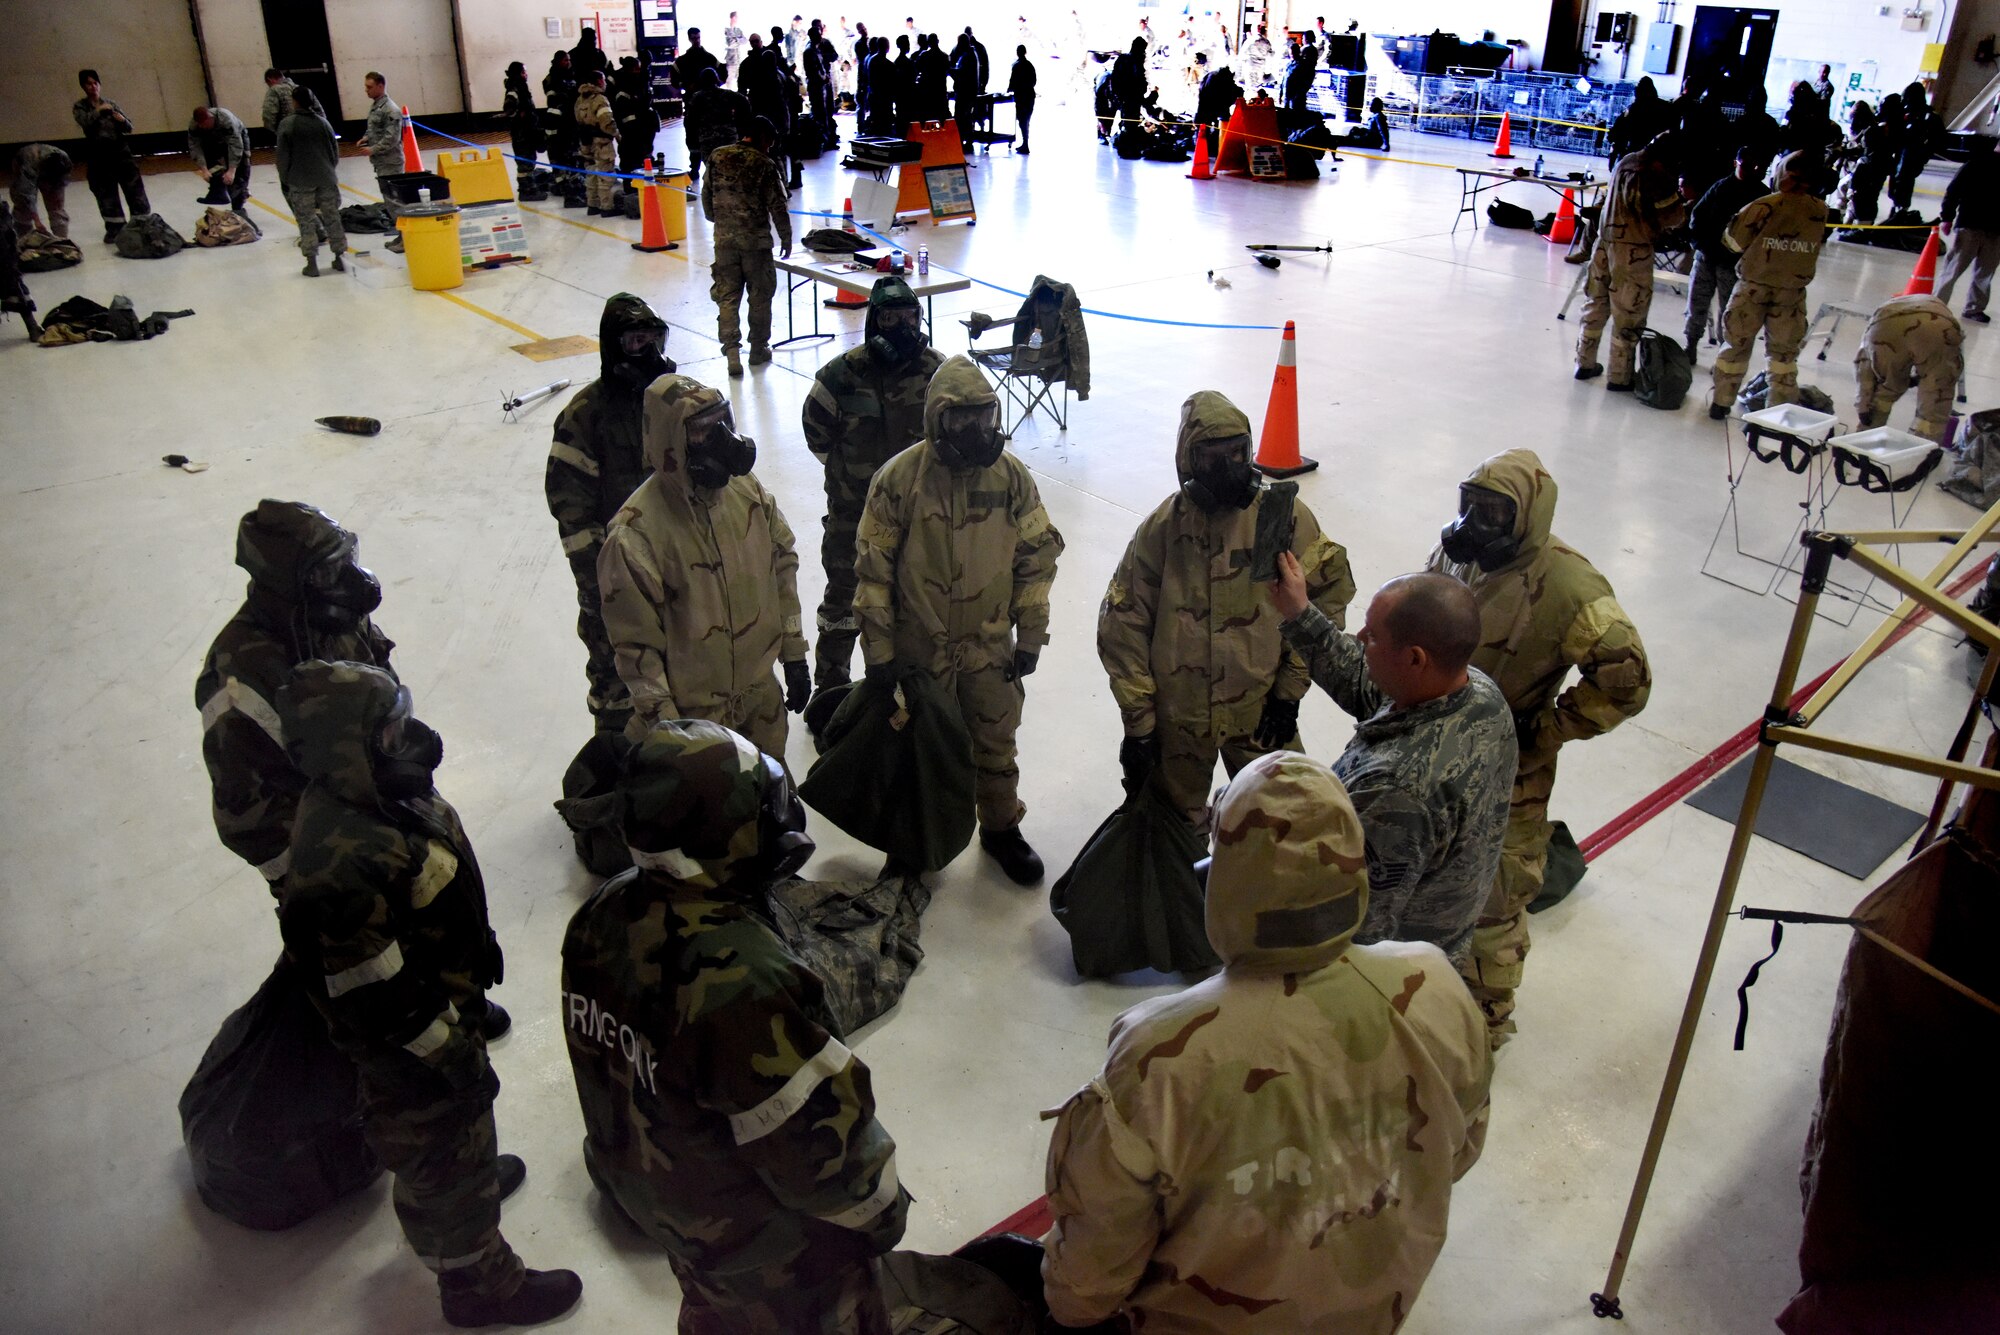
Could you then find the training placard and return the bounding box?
[1248,144,1287,179]
[923,164,976,221]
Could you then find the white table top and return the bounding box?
[779,253,973,299]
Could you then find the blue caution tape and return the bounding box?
[414,119,1283,333]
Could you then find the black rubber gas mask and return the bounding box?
[933,401,1005,470]
[867,304,927,366]
[373,685,444,801]
[1439,484,1521,571]
[1181,435,1259,513]
[299,534,383,632]
[613,325,670,389]
[748,755,815,883]
[684,403,757,490]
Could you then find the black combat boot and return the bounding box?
[496,1153,525,1202]
[979,825,1043,885]
[441,1270,583,1329]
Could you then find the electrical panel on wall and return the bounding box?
[633,0,680,110]
[1644,21,1681,74]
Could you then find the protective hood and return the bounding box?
[235,499,351,596]
[619,718,779,893]
[922,354,999,447]
[642,373,727,503]
[1173,389,1253,485]
[863,275,921,342]
[1459,448,1555,566]
[278,659,400,806]
[1205,751,1371,975]
[598,291,670,384]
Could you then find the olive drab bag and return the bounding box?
[1940,408,2000,510]
[554,733,634,877]
[799,670,977,874]
[1049,785,1218,977]
[1634,329,1693,409]
[112,213,187,259]
[179,956,383,1230]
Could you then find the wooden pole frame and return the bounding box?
[1590,503,2000,1320]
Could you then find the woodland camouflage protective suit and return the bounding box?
[1855,293,1963,442]
[275,662,522,1302]
[802,278,944,684]
[1042,751,1490,1334]
[598,375,808,755]
[562,720,907,1333]
[197,501,395,889]
[1428,449,1650,1044]
[1098,391,1355,822]
[854,356,1064,831]
[547,294,675,734]
[1576,145,1687,384]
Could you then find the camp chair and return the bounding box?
[962,277,1085,432]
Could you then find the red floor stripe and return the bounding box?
[1578,561,1988,863]
[979,564,1989,1245]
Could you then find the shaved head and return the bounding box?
[1375,574,1483,675]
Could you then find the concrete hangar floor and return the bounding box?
[1,101,1982,1333]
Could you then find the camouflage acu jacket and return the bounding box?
[597,376,808,730]
[854,357,1064,673]
[562,872,907,1276]
[196,592,395,885]
[1099,392,1354,741]
[700,141,791,251]
[1281,606,1516,963]
[1043,751,1490,1333]
[1426,449,1649,774]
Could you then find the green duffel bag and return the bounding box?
[799,669,977,873]
[1050,785,1218,977]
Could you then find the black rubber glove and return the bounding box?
[1253,694,1301,750]
[864,661,897,689]
[783,660,812,713]
[1119,732,1159,794]
[1004,649,1039,682]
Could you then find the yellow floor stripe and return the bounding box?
[248,196,296,225]
[518,202,688,261]
[428,290,547,341]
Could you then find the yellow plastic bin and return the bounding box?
[659,173,690,243]
[433,148,515,205]
[397,206,463,291]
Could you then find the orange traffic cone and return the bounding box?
[1255,321,1317,477]
[1489,111,1515,159]
[842,196,856,233]
[1187,124,1213,180]
[400,106,422,173]
[1544,188,1577,245]
[826,196,870,306]
[632,173,677,253]
[1904,225,1942,295]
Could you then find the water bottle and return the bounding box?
[1028,326,1043,350]
[917,244,929,277]
[1533,153,1545,178]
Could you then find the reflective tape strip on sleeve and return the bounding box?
[257,848,291,882]
[561,525,605,555]
[728,1036,854,1145]
[324,940,404,998]
[817,1156,901,1230]
[199,677,284,748]
[549,440,602,477]
[403,1005,458,1058]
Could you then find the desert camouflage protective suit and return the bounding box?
[1576,146,1687,383]
[854,356,1064,831]
[598,375,808,755]
[562,719,907,1334]
[1709,182,1828,410]
[196,501,396,889]
[1041,751,1491,1334]
[1855,293,1963,442]
[574,78,619,211]
[1427,449,1650,1044]
[546,294,674,734]
[1097,391,1356,822]
[275,662,522,1302]
[801,279,944,683]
